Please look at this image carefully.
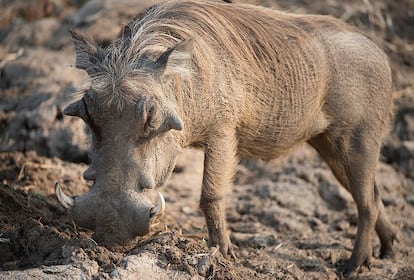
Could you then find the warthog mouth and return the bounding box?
[55,182,165,246]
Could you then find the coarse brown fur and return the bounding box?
[64,0,396,276]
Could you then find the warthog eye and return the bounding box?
[145,103,161,130]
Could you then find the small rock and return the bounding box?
[407,195,414,206]
[335,220,350,231]
[252,235,277,247]
[330,251,345,265]
[61,245,76,259]
[382,197,398,207]
[231,232,276,248]
[197,255,212,276]
[181,206,197,215]
[326,269,339,280]
[402,141,414,152]
[309,217,323,229]
[240,249,249,258]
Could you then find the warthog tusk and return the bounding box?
[150,192,165,217]
[55,182,74,209]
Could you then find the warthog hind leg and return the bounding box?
[374,182,398,259]
[308,124,395,276]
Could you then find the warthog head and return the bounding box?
[57,29,192,246]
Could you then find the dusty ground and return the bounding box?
[1,0,414,279]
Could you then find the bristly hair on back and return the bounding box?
[85,0,351,111]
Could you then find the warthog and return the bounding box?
[57,0,397,274]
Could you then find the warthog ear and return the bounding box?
[137,96,183,135]
[63,98,88,121]
[70,30,104,75]
[154,39,194,78]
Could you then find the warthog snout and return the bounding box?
[55,183,165,245]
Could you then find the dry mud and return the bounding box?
[1,0,414,279]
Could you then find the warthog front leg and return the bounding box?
[200,130,238,258]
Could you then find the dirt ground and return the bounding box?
[1,0,414,279]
